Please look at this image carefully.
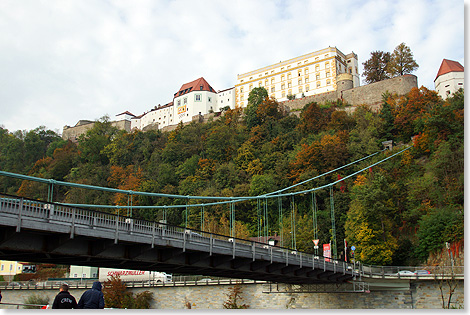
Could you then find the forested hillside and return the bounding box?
[0,87,463,266]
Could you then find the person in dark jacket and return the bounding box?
[77,281,105,309]
[52,284,77,309]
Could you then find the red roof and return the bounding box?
[116,111,135,117]
[174,77,215,98]
[435,59,464,81]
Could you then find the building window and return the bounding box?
[326,62,330,69]
[316,74,320,80]
[287,73,291,79]
[327,80,331,85]
[259,81,262,87]
[326,72,330,77]
[271,87,275,92]
[177,100,181,106]
[298,79,302,85]
[271,78,275,84]
[240,87,244,93]
[305,85,309,92]
[317,81,321,88]
[299,86,303,93]
[315,65,319,71]
[281,84,285,90]
[200,85,203,90]
[305,68,309,74]
[241,95,244,101]
[288,82,292,88]
[208,97,212,102]
[305,77,309,83]
[281,75,285,81]
[195,94,202,101]
[298,70,301,77]
[282,91,285,97]
[184,97,187,104]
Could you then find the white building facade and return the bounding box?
[69,265,99,279]
[434,59,464,99]
[235,47,359,108]
[216,87,236,111]
[173,77,218,125]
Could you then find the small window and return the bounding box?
[200,85,203,90]
[271,87,275,92]
[305,85,309,92]
[327,80,331,85]
[317,81,321,87]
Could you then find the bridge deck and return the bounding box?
[0,194,357,284]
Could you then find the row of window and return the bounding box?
[241,72,332,93]
[177,94,213,106]
[242,54,332,82]
[239,80,332,101]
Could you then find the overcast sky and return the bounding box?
[0,0,464,133]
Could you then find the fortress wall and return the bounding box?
[283,75,418,114]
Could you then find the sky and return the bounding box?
[0,0,464,133]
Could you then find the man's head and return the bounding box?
[60,284,69,292]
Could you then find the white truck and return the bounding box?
[98,268,172,284]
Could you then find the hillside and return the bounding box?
[0,86,464,266]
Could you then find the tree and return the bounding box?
[362,51,391,84]
[245,87,268,129]
[103,275,154,309]
[387,43,419,77]
[345,173,399,265]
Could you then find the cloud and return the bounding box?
[0,0,464,132]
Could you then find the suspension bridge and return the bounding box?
[1,145,453,286]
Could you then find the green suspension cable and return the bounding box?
[278,196,283,247]
[312,192,318,256]
[330,186,337,260]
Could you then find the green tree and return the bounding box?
[387,43,419,77]
[78,116,118,164]
[345,173,399,265]
[245,87,268,129]
[362,51,391,84]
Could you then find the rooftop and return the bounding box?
[435,59,464,81]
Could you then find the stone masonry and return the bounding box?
[0,279,463,309]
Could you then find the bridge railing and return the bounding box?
[0,194,361,278]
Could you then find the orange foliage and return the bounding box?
[108,165,143,206]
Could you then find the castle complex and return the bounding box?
[62,47,460,141]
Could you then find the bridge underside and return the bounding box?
[0,225,353,284]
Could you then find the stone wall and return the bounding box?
[0,279,463,309]
[284,74,418,112]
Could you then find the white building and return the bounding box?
[434,59,464,99]
[173,77,218,124]
[216,87,236,111]
[235,46,360,108]
[131,102,174,131]
[69,265,98,279]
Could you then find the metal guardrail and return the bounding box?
[0,194,358,280]
[0,194,463,283]
[0,277,263,291]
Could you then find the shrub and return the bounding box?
[23,293,50,309]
